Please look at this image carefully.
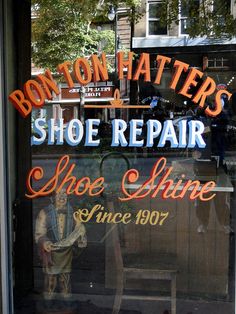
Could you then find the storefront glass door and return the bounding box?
[11,1,236,314]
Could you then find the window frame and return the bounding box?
[146,0,168,37]
[178,0,200,36]
[178,1,189,36]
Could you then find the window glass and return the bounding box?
[25,54,236,314]
[213,0,231,27]
[213,0,231,14]
[148,1,167,35]
[149,3,161,18]
[149,20,167,35]
[12,2,236,314]
[180,0,199,34]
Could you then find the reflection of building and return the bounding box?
[31,6,132,124]
[36,81,129,124]
[132,0,236,112]
[44,82,114,122]
[1,1,236,313]
[31,5,131,123]
[130,0,236,162]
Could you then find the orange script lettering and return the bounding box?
[120,157,216,202]
[25,155,104,198]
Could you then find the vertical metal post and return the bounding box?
[0,86,11,314]
[0,0,12,312]
[115,11,118,72]
[80,86,86,124]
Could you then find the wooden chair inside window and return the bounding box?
[107,201,177,314]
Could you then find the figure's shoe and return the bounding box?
[62,292,72,299]
[43,291,55,300]
[223,225,233,234]
[197,224,207,233]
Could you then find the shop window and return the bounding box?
[10,0,236,313]
[147,1,167,36]
[207,57,230,69]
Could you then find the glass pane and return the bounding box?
[10,1,236,314]
[180,0,199,18]
[214,0,231,13]
[149,21,167,35]
[149,3,162,19]
[180,18,189,34]
[180,2,188,17]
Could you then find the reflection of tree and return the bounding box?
[160,0,236,39]
[31,0,142,70]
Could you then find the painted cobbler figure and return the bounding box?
[35,189,87,299]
